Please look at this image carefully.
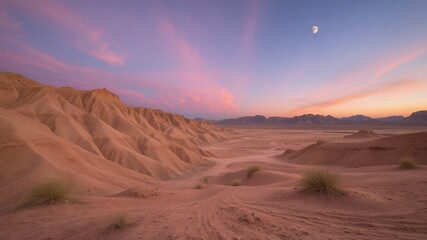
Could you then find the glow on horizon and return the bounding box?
[1,0,426,119]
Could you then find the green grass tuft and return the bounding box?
[300,170,345,196]
[22,178,71,207]
[246,165,261,178]
[399,157,417,169]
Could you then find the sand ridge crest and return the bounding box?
[279,131,427,167]
[343,129,380,139]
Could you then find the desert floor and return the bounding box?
[1,126,427,240]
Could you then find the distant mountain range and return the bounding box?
[211,110,427,125]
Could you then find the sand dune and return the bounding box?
[279,131,427,167]
[343,129,380,138]
[0,72,231,207]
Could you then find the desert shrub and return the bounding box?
[246,165,261,178]
[230,179,242,186]
[194,183,203,189]
[110,215,130,230]
[399,157,417,169]
[22,178,71,207]
[300,170,345,196]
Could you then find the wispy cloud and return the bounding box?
[297,44,427,104]
[91,44,127,66]
[153,10,239,115]
[0,30,238,117]
[4,0,127,66]
[158,17,203,70]
[288,79,425,115]
[242,0,262,55]
[375,47,427,78]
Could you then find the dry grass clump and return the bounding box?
[22,178,71,207]
[230,179,242,186]
[399,157,417,169]
[194,183,203,189]
[246,165,261,178]
[110,215,130,230]
[300,170,345,196]
[202,176,209,183]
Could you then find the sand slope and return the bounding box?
[279,131,427,167]
[0,72,230,206]
[343,129,380,138]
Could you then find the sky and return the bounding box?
[1,0,427,119]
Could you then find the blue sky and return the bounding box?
[1,0,426,119]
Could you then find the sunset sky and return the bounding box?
[1,0,427,119]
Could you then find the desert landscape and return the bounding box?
[0,72,426,239]
[1,1,427,239]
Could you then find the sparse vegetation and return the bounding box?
[110,215,130,230]
[399,157,417,169]
[246,165,261,178]
[22,178,71,207]
[300,170,345,196]
[194,183,203,189]
[230,179,242,186]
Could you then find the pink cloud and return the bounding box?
[0,35,238,116]
[4,0,128,66]
[158,19,203,70]
[0,33,120,89]
[220,89,237,111]
[91,44,127,66]
[128,71,239,114]
[242,0,262,54]
[153,11,240,114]
[0,2,240,117]
[375,47,427,78]
[288,79,425,116]
[155,86,238,115]
[296,43,427,104]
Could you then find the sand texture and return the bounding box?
[1,73,427,239]
[0,72,230,208]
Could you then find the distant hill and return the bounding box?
[218,115,268,125]
[216,111,427,126]
[400,110,427,124]
[218,114,340,125]
[341,114,373,122]
[287,114,341,124]
[376,116,405,122]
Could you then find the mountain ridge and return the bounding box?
[215,111,426,125]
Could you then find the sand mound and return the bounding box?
[0,72,231,206]
[343,129,380,139]
[279,131,427,167]
[209,168,291,186]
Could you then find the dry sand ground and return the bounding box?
[1,126,427,240]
